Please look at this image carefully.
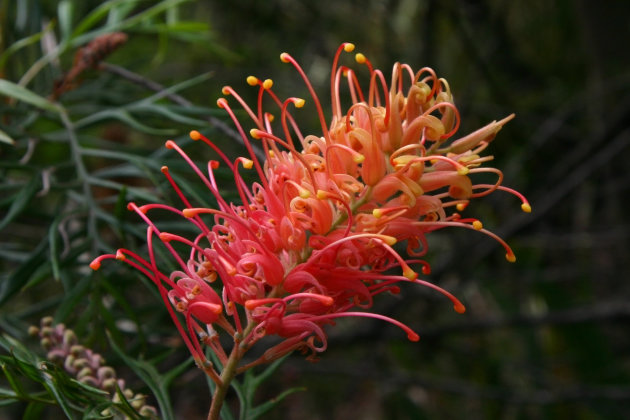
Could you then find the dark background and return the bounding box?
[1,1,629,418]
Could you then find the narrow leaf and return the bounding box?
[0,80,61,113]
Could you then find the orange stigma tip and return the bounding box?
[115,250,125,261]
[344,43,355,52]
[294,98,305,108]
[454,303,466,314]
[182,209,197,218]
[506,253,516,263]
[472,220,483,230]
[189,130,201,140]
[280,53,290,63]
[221,87,230,95]
[262,79,273,89]
[165,140,175,149]
[372,209,383,218]
[521,203,532,213]
[241,159,253,169]
[408,332,420,342]
[161,166,168,173]
[250,128,261,139]
[246,76,258,86]
[355,53,366,64]
[216,99,225,108]
[89,261,100,270]
[159,233,172,242]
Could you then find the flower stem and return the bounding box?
[207,344,241,420]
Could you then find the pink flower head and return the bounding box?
[91,43,529,379]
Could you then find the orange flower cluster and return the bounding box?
[91,43,529,380]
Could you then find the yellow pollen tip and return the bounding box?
[316,190,327,199]
[241,159,253,169]
[456,202,467,212]
[294,98,305,108]
[355,53,366,64]
[263,79,273,89]
[221,87,230,95]
[280,53,290,63]
[250,129,261,139]
[472,220,483,230]
[372,209,383,218]
[268,150,275,158]
[403,268,418,281]
[353,154,365,163]
[381,235,397,246]
[299,189,311,199]
[246,76,258,86]
[521,203,532,213]
[189,130,201,141]
[506,252,517,263]
[454,303,466,314]
[344,43,355,52]
[457,166,469,175]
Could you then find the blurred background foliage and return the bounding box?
[1,0,629,419]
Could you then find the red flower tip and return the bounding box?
[165,140,175,149]
[454,303,466,314]
[89,260,101,271]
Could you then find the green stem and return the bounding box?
[207,345,241,420]
[207,321,256,420]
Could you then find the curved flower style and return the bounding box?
[91,43,529,382]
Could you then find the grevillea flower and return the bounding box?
[91,43,529,381]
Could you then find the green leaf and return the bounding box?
[0,128,15,145]
[71,0,133,37]
[57,0,74,41]
[0,80,61,113]
[0,174,40,232]
[0,22,52,71]
[74,109,177,135]
[108,334,175,420]
[0,237,47,307]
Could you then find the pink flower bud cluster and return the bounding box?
[30,317,158,418]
